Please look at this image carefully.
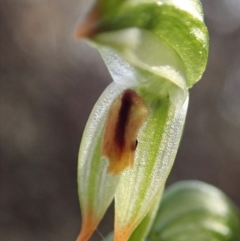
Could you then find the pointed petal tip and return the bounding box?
[76,225,96,241]
[113,219,137,241]
[74,22,96,39]
[76,212,99,241]
[113,228,132,241]
[74,3,101,39]
[76,231,91,241]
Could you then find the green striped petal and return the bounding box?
[113,93,188,241]
[77,83,127,241]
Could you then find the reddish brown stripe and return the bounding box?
[115,90,133,152]
[102,88,148,174]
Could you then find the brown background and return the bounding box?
[0,0,240,240]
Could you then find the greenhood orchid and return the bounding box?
[75,0,209,241]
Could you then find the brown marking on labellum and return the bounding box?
[102,89,148,175]
[76,210,99,241]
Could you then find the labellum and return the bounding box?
[102,89,148,175]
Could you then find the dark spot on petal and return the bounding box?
[115,90,134,151]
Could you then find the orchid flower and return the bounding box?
[75,1,209,241]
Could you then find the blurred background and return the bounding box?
[0,0,239,240]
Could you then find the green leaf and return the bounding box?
[148,181,240,241]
